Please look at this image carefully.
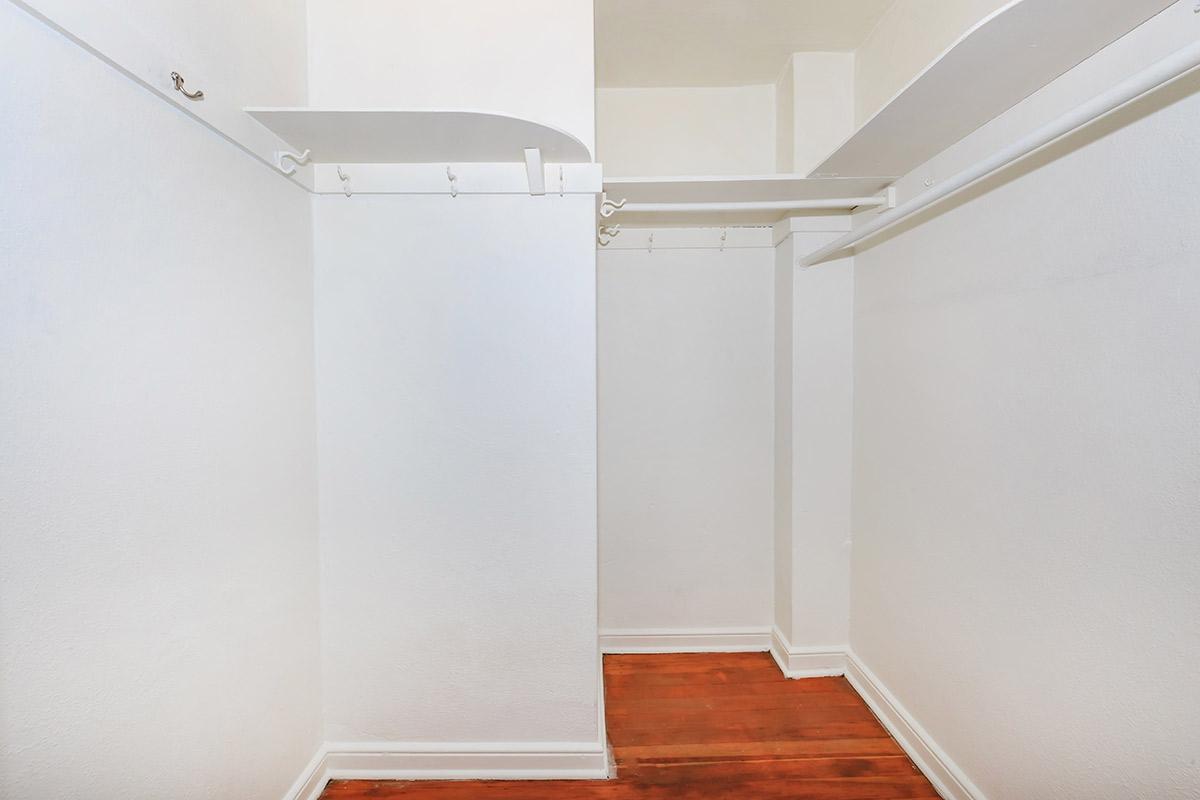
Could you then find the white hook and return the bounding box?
[647,232,654,253]
[599,194,627,218]
[337,165,352,198]
[447,166,458,198]
[276,148,311,176]
[719,227,727,252]
[559,165,565,197]
[598,224,621,247]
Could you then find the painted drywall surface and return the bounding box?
[313,195,601,745]
[772,235,795,639]
[113,0,307,104]
[787,53,856,176]
[597,86,776,176]
[0,3,321,798]
[787,232,854,648]
[774,64,796,173]
[598,238,774,634]
[849,5,1200,797]
[772,221,854,649]
[307,0,596,156]
[854,0,1009,127]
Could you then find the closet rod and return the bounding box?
[616,197,886,214]
[801,37,1200,267]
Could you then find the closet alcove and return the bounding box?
[591,0,1176,656]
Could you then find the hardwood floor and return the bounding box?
[321,652,940,799]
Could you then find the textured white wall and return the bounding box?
[597,86,776,175]
[0,3,322,798]
[307,0,596,155]
[787,233,854,648]
[774,64,796,173]
[772,239,795,639]
[772,221,855,649]
[850,4,1200,797]
[598,241,774,634]
[313,195,601,746]
[787,52,856,176]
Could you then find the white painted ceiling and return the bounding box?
[596,0,894,88]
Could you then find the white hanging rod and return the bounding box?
[612,197,886,214]
[801,37,1200,268]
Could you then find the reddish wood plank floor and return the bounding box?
[321,652,940,799]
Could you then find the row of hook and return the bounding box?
[597,226,732,252]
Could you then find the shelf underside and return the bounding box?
[600,175,892,226]
[245,108,593,164]
[809,0,1174,178]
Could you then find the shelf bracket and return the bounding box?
[524,148,546,196]
[876,186,897,214]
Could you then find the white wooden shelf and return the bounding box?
[244,108,593,164]
[603,174,893,204]
[600,174,893,226]
[808,0,1174,179]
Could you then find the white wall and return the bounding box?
[598,237,774,635]
[772,220,855,651]
[307,0,596,155]
[782,53,856,176]
[116,0,308,104]
[0,3,322,798]
[307,0,603,758]
[313,194,601,747]
[849,4,1200,797]
[855,0,1009,126]
[597,86,776,175]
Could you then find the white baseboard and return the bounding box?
[599,627,771,653]
[768,626,848,678]
[845,653,986,800]
[282,745,330,800]
[282,652,983,800]
[283,741,610,798]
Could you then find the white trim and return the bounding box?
[311,163,602,195]
[322,742,609,781]
[281,744,330,800]
[845,653,987,800]
[600,227,774,251]
[599,627,771,653]
[283,741,610,797]
[768,627,848,679]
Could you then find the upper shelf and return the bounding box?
[809,0,1175,179]
[604,174,893,204]
[244,108,593,164]
[600,174,894,226]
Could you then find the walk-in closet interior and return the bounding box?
[2,1,1198,799]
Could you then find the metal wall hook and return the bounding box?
[559,165,565,197]
[337,166,352,198]
[599,194,627,219]
[446,166,458,198]
[276,148,311,176]
[719,227,728,252]
[647,232,654,253]
[170,71,204,100]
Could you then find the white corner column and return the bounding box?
[771,217,855,678]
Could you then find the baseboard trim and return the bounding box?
[281,745,330,800]
[282,655,983,800]
[599,627,771,653]
[845,653,986,800]
[768,627,848,678]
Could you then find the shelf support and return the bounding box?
[524,148,545,195]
